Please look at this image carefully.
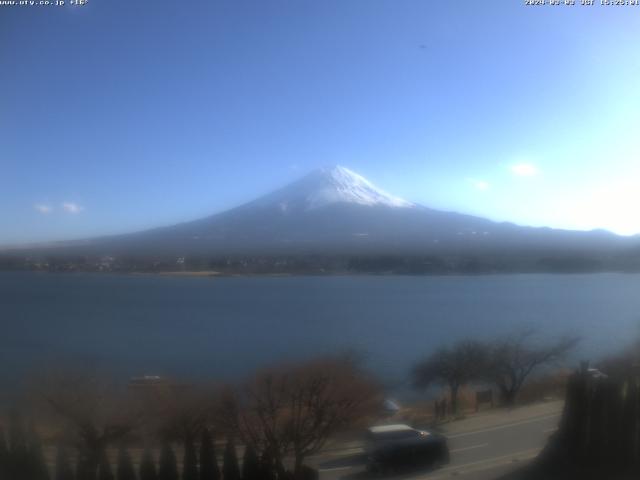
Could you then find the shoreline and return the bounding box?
[136,270,295,278]
[1,269,638,280]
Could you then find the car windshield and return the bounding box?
[370,430,422,442]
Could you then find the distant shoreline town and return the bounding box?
[5,167,640,276]
[3,251,640,276]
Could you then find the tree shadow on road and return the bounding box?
[319,453,367,471]
[335,462,444,480]
[496,463,640,480]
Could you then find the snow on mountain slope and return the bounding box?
[249,166,414,212]
[304,166,414,209]
[10,165,632,259]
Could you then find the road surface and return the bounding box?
[314,401,563,480]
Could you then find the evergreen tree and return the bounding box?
[182,435,198,480]
[76,450,98,480]
[222,440,240,480]
[157,441,178,480]
[258,450,276,480]
[8,411,27,454]
[8,411,29,479]
[54,445,74,480]
[241,444,260,480]
[198,429,219,480]
[116,445,136,480]
[97,449,114,480]
[76,453,96,480]
[139,448,157,480]
[0,427,8,480]
[28,422,50,480]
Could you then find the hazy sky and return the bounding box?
[3,0,640,244]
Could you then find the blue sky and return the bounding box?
[2,0,640,245]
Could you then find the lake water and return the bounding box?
[1,272,639,389]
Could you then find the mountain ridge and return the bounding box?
[2,166,638,273]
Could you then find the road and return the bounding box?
[313,402,563,480]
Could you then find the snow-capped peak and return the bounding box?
[247,165,415,212]
[305,166,414,209]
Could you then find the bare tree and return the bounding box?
[412,340,487,415]
[34,370,142,478]
[485,330,579,406]
[228,355,380,479]
[142,383,214,442]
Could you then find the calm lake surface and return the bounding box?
[1,272,639,388]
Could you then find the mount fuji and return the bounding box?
[253,165,415,211]
[4,166,637,272]
[44,166,630,256]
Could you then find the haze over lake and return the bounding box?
[2,272,639,389]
